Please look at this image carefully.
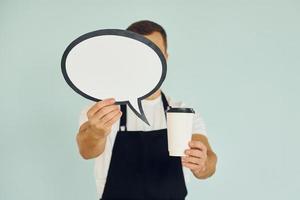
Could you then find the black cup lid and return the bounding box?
[166,106,195,113]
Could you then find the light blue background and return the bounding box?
[1,0,299,199]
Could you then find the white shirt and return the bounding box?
[79,94,207,199]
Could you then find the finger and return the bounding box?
[87,98,115,119]
[89,105,119,126]
[103,111,122,128]
[93,105,120,120]
[189,141,207,153]
[181,161,199,170]
[182,156,202,165]
[185,149,207,159]
[90,110,121,132]
[100,109,121,124]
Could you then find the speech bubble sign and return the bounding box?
[61,29,167,125]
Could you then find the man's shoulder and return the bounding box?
[79,94,188,113]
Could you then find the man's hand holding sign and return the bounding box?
[77,98,120,159]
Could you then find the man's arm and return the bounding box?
[182,133,217,179]
[76,98,122,160]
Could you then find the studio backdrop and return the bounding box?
[0,0,299,200]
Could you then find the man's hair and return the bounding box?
[127,20,167,49]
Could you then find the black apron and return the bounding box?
[101,92,187,200]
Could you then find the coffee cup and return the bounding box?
[166,107,195,157]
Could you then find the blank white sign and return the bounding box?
[61,29,167,125]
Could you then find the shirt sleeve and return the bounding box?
[192,111,207,136]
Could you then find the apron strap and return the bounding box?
[119,91,169,131]
[161,91,169,117]
[119,104,127,131]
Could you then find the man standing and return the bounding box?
[76,20,217,199]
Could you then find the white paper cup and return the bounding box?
[166,107,195,157]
